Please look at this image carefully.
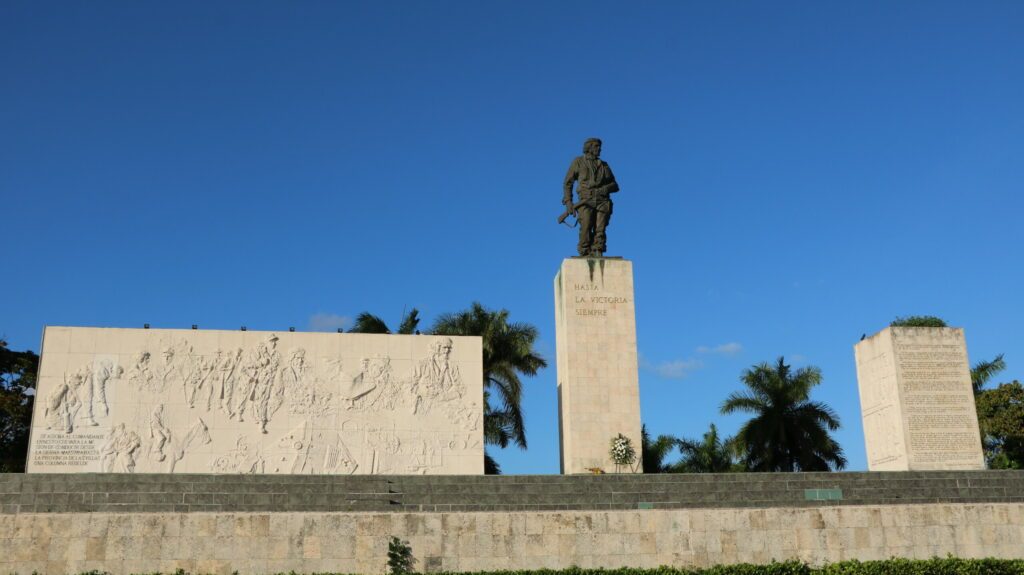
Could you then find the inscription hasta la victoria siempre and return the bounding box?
[571,283,630,316]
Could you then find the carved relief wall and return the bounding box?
[27,327,484,474]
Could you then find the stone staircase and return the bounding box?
[385,470,1024,512]
[2,470,1022,514]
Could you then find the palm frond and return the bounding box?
[348,312,391,334]
[641,424,681,473]
[397,308,420,335]
[972,354,1006,393]
[720,391,766,415]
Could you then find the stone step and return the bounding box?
[3,470,1022,514]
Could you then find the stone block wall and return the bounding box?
[2,503,1023,574]
[4,471,1023,573]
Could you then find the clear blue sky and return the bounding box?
[2,1,1022,473]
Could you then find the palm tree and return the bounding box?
[641,424,680,473]
[677,423,736,473]
[721,357,847,472]
[348,308,420,334]
[971,354,1006,393]
[430,302,547,451]
[483,453,502,475]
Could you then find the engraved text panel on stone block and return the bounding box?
[893,330,982,467]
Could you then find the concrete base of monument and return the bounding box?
[2,471,1023,574]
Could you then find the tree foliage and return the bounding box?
[483,451,502,475]
[348,309,420,334]
[677,423,738,473]
[976,380,1024,469]
[0,340,38,472]
[641,424,680,473]
[722,357,847,472]
[890,315,947,327]
[971,353,1006,393]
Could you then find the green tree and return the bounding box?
[0,339,38,472]
[641,424,680,473]
[430,302,547,464]
[976,380,1024,469]
[971,354,1006,393]
[721,357,847,472]
[891,315,947,327]
[677,423,738,473]
[348,308,421,334]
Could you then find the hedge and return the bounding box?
[478,559,1024,575]
[52,557,1024,575]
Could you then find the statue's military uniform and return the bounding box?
[563,153,619,257]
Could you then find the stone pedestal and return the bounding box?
[554,257,642,474]
[855,326,985,471]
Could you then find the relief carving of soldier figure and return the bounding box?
[127,351,154,391]
[562,137,619,257]
[92,359,119,418]
[183,354,215,410]
[363,356,396,410]
[44,376,79,433]
[148,404,171,462]
[100,423,141,473]
[155,346,179,393]
[216,347,243,416]
[236,334,282,433]
[282,348,332,416]
[281,348,309,397]
[410,337,462,414]
[339,357,379,410]
[412,337,462,393]
[70,365,100,427]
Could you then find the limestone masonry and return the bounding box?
[5,469,1024,573]
[555,258,643,473]
[855,326,984,471]
[2,503,1022,574]
[27,327,483,474]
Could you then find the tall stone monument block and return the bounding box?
[27,326,484,475]
[855,326,984,471]
[555,258,642,473]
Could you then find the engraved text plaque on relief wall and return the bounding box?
[855,326,984,471]
[26,327,484,474]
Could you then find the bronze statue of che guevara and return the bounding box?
[560,138,619,257]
